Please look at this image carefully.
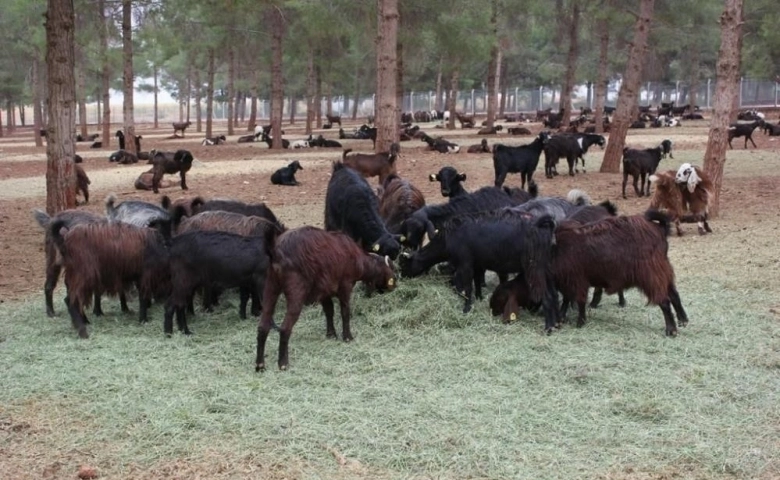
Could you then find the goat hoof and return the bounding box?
[165,333,172,338]
[678,319,689,328]
[255,363,265,372]
[326,331,338,339]
[665,328,678,337]
[279,364,288,371]
[343,336,353,343]
[545,327,554,336]
[78,328,89,339]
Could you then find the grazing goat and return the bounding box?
[728,120,763,149]
[467,139,491,153]
[105,193,171,228]
[551,210,689,336]
[420,133,460,153]
[621,145,664,198]
[342,143,400,184]
[378,174,426,234]
[201,135,226,146]
[492,131,550,189]
[271,161,304,186]
[255,226,396,371]
[429,166,468,198]
[191,198,285,231]
[151,149,194,193]
[324,162,401,259]
[649,163,713,236]
[109,150,138,164]
[455,112,475,128]
[163,229,277,336]
[172,121,192,136]
[50,220,171,338]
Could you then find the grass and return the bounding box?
[1,267,779,479]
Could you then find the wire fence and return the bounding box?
[75,77,780,125]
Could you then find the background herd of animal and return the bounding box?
[37,103,761,370]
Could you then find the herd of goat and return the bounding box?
[38,102,767,370]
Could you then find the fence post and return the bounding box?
[470,89,475,116]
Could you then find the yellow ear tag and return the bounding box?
[399,235,406,242]
[372,244,380,252]
[509,313,517,321]
[388,278,395,286]
[434,229,440,235]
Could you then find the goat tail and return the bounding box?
[644,209,672,237]
[598,200,618,216]
[567,189,591,206]
[342,149,353,161]
[50,219,68,255]
[105,193,118,217]
[527,180,539,198]
[33,209,50,229]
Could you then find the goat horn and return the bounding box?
[384,255,390,267]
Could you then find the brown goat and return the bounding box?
[552,210,688,336]
[172,121,191,136]
[466,139,491,153]
[256,226,396,371]
[378,174,426,235]
[649,163,713,236]
[342,142,400,184]
[75,165,91,204]
[175,210,279,237]
[50,220,171,338]
[134,169,179,191]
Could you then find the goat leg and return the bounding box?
[163,301,176,337]
[92,292,104,316]
[321,298,337,338]
[180,171,188,190]
[668,285,688,328]
[277,307,302,370]
[618,290,626,307]
[338,290,354,342]
[238,286,250,319]
[67,298,89,339]
[589,288,604,308]
[44,262,61,317]
[659,300,678,336]
[120,292,130,313]
[175,307,192,335]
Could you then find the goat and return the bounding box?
[543,133,601,178]
[507,126,532,135]
[76,133,100,142]
[191,198,285,231]
[455,112,475,128]
[261,131,290,149]
[256,226,396,371]
[108,150,138,164]
[271,161,304,186]
[661,139,674,159]
[172,121,192,137]
[466,139,491,153]
[307,135,342,148]
[134,170,179,191]
[551,210,689,336]
[378,174,426,235]
[737,109,765,121]
[75,165,91,205]
[420,133,460,153]
[290,139,310,149]
[728,120,763,149]
[493,131,550,189]
[429,166,468,198]
[621,145,664,198]
[238,132,261,143]
[325,114,342,127]
[477,125,503,135]
[762,122,780,136]
[201,135,226,146]
[115,130,125,150]
[342,143,400,184]
[151,149,194,193]
[49,220,171,338]
[324,162,401,259]
[649,163,713,236]
[105,193,171,228]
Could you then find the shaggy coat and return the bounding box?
[50,220,170,338]
[106,194,171,228]
[324,162,401,259]
[255,226,396,371]
[75,165,91,204]
[342,143,399,184]
[134,170,178,191]
[378,174,426,235]
[551,210,688,335]
[271,161,304,186]
[174,209,279,237]
[429,166,468,198]
[649,164,713,236]
[151,149,194,193]
[191,198,285,232]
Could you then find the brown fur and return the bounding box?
[176,211,277,237]
[256,226,396,370]
[342,143,400,184]
[134,169,179,191]
[52,222,170,338]
[467,139,490,153]
[649,167,712,235]
[378,174,426,235]
[75,165,90,204]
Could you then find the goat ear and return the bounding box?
[687,169,701,193]
[429,174,438,182]
[458,173,467,181]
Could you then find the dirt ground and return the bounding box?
[1,116,779,303]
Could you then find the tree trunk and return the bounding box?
[703,0,744,218]
[185,67,191,122]
[248,78,258,131]
[396,41,404,124]
[288,93,295,124]
[77,63,88,136]
[227,46,235,135]
[306,50,315,135]
[689,46,700,111]
[315,63,322,128]
[434,57,443,111]
[486,1,500,129]
[375,0,399,152]
[269,5,285,149]
[19,104,25,126]
[122,0,136,155]
[6,101,13,133]
[447,69,459,130]
[194,67,202,133]
[45,0,77,214]
[326,84,333,116]
[206,48,215,138]
[33,59,44,147]
[599,0,655,173]
[593,17,609,134]
[99,0,110,149]
[499,59,507,117]
[152,64,159,129]
[352,66,361,120]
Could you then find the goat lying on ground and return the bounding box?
[109,150,138,164]
[420,133,460,153]
[649,163,713,236]
[622,144,664,198]
[134,170,178,191]
[467,139,491,153]
[342,143,400,184]
[271,161,303,186]
[507,126,532,135]
[307,135,342,148]
[255,226,396,371]
[762,122,780,136]
[202,135,226,146]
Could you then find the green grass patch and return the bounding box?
[1,272,779,479]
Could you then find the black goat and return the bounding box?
[308,135,342,148]
[622,145,664,198]
[108,150,138,164]
[492,131,550,189]
[271,161,303,186]
[728,120,763,149]
[151,149,194,194]
[429,166,467,198]
[420,133,460,153]
[202,135,227,146]
[543,133,605,178]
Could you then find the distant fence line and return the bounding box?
[55,77,780,125]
